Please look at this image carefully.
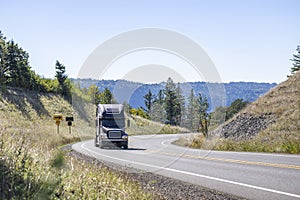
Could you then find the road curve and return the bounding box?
[72,134,300,200]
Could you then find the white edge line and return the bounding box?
[132,135,300,158]
[180,146,300,158]
[160,136,300,158]
[79,142,300,199]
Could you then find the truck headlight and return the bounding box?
[122,135,128,140]
[100,134,107,139]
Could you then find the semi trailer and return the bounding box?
[95,104,128,149]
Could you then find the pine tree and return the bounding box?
[197,93,210,137]
[6,40,19,86]
[99,88,113,104]
[186,89,198,131]
[150,89,166,123]
[143,89,154,114]
[6,40,33,88]
[0,31,39,89]
[0,31,8,84]
[291,44,300,75]
[55,60,72,101]
[17,47,32,88]
[55,60,67,87]
[0,30,53,91]
[155,89,164,105]
[164,77,178,125]
[174,83,185,126]
[225,99,248,121]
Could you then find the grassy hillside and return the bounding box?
[214,71,299,153]
[0,87,156,199]
[126,115,189,135]
[176,71,300,154]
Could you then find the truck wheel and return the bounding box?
[95,137,99,147]
[123,145,128,149]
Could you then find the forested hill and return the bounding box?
[73,79,276,110]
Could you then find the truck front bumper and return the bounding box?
[100,139,128,148]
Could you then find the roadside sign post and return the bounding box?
[127,119,130,128]
[53,114,63,134]
[66,116,74,134]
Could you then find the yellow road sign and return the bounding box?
[55,120,60,126]
[53,114,63,121]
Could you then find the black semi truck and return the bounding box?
[95,104,128,149]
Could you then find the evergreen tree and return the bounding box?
[0,31,8,84]
[197,93,210,137]
[143,89,154,114]
[0,30,68,92]
[99,87,113,104]
[55,60,67,88]
[55,60,72,101]
[174,83,185,125]
[186,89,198,131]
[87,85,114,105]
[6,40,34,88]
[225,99,248,121]
[6,40,20,86]
[155,89,164,105]
[291,43,300,75]
[164,77,177,125]
[150,89,166,123]
[17,47,32,88]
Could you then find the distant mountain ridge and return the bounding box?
[72,79,277,111]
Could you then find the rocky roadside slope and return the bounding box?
[212,71,299,142]
[213,113,277,140]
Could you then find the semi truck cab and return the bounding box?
[95,104,128,149]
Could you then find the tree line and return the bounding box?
[83,84,115,105]
[0,30,72,101]
[125,77,249,137]
[0,30,117,105]
[127,77,211,136]
[0,31,38,89]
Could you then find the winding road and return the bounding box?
[72,134,300,200]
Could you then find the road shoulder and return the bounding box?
[67,144,243,200]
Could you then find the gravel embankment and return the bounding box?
[212,113,276,140]
[66,146,243,200]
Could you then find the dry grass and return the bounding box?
[126,115,190,135]
[245,72,299,116]
[0,87,157,199]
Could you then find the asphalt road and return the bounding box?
[72,134,300,200]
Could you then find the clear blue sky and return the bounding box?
[1,0,299,83]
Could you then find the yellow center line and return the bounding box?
[145,149,300,170]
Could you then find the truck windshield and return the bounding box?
[102,119,125,129]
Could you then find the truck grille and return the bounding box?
[108,131,122,139]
